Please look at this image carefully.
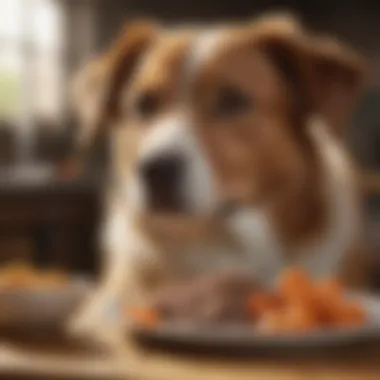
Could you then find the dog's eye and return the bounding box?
[213,86,251,118]
[135,91,160,118]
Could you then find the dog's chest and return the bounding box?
[164,210,286,284]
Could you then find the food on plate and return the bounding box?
[126,267,367,334]
[248,292,282,317]
[253,268,367,333]
[0,262,68,290]
[257,303,318,334]
[150,271,259,323]
[127,307,161,327]
[277,267,315,303]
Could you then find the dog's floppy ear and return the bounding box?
[253,13,369,134]
[309,36,369,132]
[73,20,158,153]
[99,20,158,127]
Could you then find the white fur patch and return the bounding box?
[226,209,285,285]
[181,29,226,95]
[138,113,190,161]
[101,208,156,267]
[187,29,226,73]
[296,118,359,277]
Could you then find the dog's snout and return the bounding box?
[140,154,184,186]
[140,153,185,212]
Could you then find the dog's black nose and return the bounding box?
[140,154,184,186]
[140,154,185,212]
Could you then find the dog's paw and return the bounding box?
[67,297,123,340]
[67,310,99,339]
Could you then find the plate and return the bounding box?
[129,293,380,350]
[0,278,92,329]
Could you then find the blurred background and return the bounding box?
[0,0,380,378]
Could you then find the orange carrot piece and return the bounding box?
[127,307,160,327]
[248,292,281,318]
[277,267,314,303]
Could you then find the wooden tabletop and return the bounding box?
[102,332,380,380]
[0,345,117,379]
[1,327,380,380]
[0,329,121,379]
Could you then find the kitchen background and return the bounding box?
[0,0,379,282]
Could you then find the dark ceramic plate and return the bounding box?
[128,293,380,350]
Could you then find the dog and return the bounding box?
[70,13,370,336]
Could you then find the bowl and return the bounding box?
[0,278,92,329]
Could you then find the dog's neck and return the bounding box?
[225,119,360,283]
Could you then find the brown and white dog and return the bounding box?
[71,13,369,334]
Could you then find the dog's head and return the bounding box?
[74,14,367,218]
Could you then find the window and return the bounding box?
[0,0,65,161]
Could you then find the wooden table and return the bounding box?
[100,332,380,380]
[2,328,380,380]
[0,329,120,379]
[0,345,117,379]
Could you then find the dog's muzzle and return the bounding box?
[139,152,186,213]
